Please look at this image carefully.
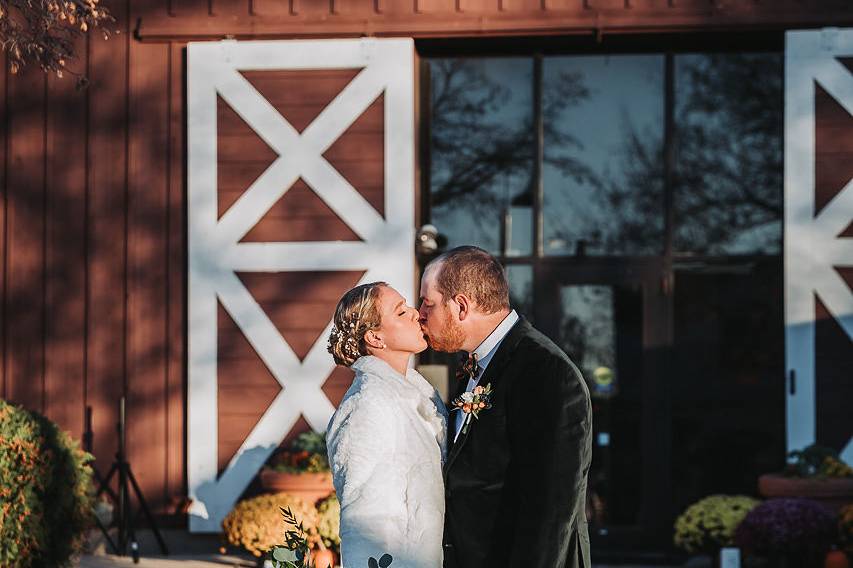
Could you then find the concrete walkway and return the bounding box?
[77,558,710,568]
[77,555,256,568]
[75,530,711,568]
[76,553,711,568]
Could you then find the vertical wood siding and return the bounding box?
[1,0,851,518]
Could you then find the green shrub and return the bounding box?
[0,399,95,567]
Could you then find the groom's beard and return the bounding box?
[425,308,465,352]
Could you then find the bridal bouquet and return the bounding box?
[451,383,493,435]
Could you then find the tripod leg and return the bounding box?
[126,466,170,555]
[96,463,119,501]
[118,462,127,555]
[93,509,120,555]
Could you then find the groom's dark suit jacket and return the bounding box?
[443,317,592,568]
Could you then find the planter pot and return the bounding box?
[259,469,334,504]
[758,474,853,512]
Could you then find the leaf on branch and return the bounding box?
[1,0,114,77]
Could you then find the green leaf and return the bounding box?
[273,547,298,562]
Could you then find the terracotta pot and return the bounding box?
[312,547,337,568]
[258,469,334,504]
[758,474,853,512]
[825,549,851,568]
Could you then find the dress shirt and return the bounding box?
[453,310,519,441]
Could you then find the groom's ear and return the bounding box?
[455,294,471,321]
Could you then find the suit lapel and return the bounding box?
[443,318,532,478]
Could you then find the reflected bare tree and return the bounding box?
[673,53,783,254]
[593,53,783,255]
[430,59,594,219]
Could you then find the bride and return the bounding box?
[325,282,447,568]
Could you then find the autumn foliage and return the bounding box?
[0,399,94,567]
[0,0,113,76]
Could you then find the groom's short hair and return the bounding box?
[429,246,510,314]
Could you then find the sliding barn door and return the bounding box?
[785,29,853,466]
[187,38,415,532]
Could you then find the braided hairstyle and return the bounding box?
[327,282,387,367]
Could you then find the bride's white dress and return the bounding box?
[326,356,448,568]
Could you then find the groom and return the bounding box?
[419,246,592,568]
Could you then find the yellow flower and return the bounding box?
[673,495,759,554]
[222,493,319,557]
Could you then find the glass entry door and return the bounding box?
[532,259,673,552]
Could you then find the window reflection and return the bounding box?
[559,286,616,377]
[506,265,533,320]
[674,53,783,254]
[558,285,643,527]
[429,58,534,255]
[543,55,665,256]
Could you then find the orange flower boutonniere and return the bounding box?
[451,383,493,435]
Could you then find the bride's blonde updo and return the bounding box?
[328,282,388,367]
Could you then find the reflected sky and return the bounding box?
[559,285,616,376]
[506,264,533,319]
[428,53,783,258]
[543,55,664,256]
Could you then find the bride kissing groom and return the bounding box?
[325,246,592,568]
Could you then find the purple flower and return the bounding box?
[734,498,835,555]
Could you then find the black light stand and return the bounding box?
[84,406,119,555]
[92,397,169,561]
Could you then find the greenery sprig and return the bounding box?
[269,507,314,568]
[269,505,394,568]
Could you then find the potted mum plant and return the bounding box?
[260,431,334,504]
[758,445,853,512]
[673,494,760,566]
[735,497,836,567]
[828,503,853,568]
[221,492,320,563]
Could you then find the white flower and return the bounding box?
[460,392,474,403]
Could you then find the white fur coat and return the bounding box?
[326,356,448,568]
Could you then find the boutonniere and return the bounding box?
[451,383,493,435]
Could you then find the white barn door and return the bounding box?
[785,29,853,465]
[186,38,416,532]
